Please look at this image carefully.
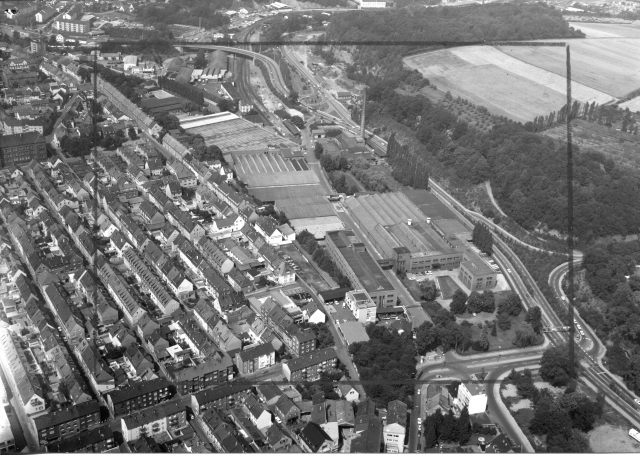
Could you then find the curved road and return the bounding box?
[177,43,291,97]
[218,25,640,450]
[549,261,640,415]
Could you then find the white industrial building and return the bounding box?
[345,290,376,324]
[457,374,488,415]
[179,112,240,130]
[359,0,387,7]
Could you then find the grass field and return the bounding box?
[404,46,613,123]
[569,20,640,38]
[543,119,640,170]
[403,31,640,122]
[497,39,640,98]
[620,95,640,112]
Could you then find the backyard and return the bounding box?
[279,243,333,292]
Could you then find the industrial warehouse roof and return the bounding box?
[326,230,395,294]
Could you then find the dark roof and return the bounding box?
[33,400,101,430]
[141,97,186,109]
[350,415,382,453]
[46,425,114,452]
[194,379,252,405]
[486,434,513,453]
[300,421,331,452]
[387,400,407,427]
[237,343,275,361]
[0,132,45,148]
[318,287,350,302]
[285,347,337,373]
[107,378,172,405]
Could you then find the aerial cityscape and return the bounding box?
[0,0,639,452]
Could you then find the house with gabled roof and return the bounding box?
[265,424,292,451]
[254,216,295,246]
[234,343,275,375]
[274,394,301,425]
[136,313,160,339]
[336,376,359,403]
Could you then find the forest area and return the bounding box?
[327,4,584,89]
[317,3,640,244]
[135,0,233,29]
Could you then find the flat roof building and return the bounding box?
[457,374,488,415]
[325,230,397,308]
[345,290,376,324]
[337,321,370,346]
[344,193,464,273]
[458,251,497,292]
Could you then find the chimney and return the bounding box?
[478,437,486,452]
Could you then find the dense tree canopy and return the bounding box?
[472,223,493,256]
[540,345,577,387]
[329,4,583,88]
[136,0,231,29]
[349,325,418,405]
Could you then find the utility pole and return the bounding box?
[360,88,366,140]
[566,45,575,380]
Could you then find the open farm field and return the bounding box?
[543,119,640,170]
[569,20,640,38]
[497,39,640,98]
[404,46,613,123]
[620,96,640,112]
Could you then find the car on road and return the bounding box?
[417,389,421,395]
[580,330,585,336]
[634,398,640,406]
[507,268,512,273]
[418,418,422,426]
[436,375,442,379]
[275,416,282,424]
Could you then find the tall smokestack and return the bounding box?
[360,88,366,140]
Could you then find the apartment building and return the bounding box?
[282,347,338,382]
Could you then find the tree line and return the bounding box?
[527,101,638,134]
[135,0,231,30]
[423,406,472,449]
[472,223,493,256]
[387,133,430,190]
[328,4,584,90]
[297,230,350,288]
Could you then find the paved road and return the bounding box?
[549,261,640,419]
[292,279,366,400]
[270,32,640,448]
